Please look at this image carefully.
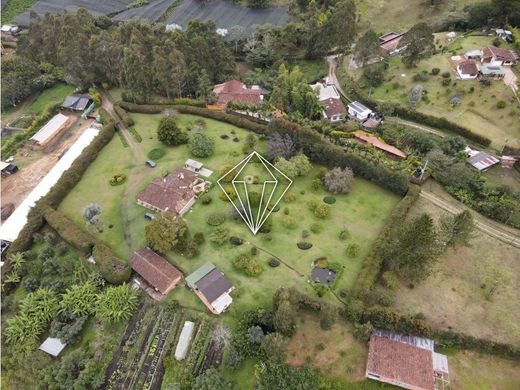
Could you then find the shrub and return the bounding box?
[206,212,226,226]
[229,236,244,246]
[283,193,296,203]
[314,204,330,219]
[193,232,205,246]
[382,271,399,290]
[346,243,360,258]
[220,134,229,139]
[281,216,297,229]
[189,132,215,158]
[313,284,328,297]
[297,242,313,250]
[323,196,336,204]
[232,253,263,276]
[431,68,440,75]
[157,116,188,146]
[268,258,280,267]
[262,234,273,242]
[442,78,451,86]
[301,230,310,239]
[114,105,134,127]
[185,241,199,258]
[220,186,237,201]
[209,227,229,246]
[338,229,350,240]
[353,322,373,342]
[441,71,451,78]
[109,174,126,186]
[310,223,323,234]
[147,148,165,160]
[251,246,258,256]
[376,290,395,307]
[323,167,354,194]
[496,100,506,109]
[200,194,212,205]
[283,207,290,215]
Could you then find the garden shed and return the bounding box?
[39,337,66,357]
[29,113,71,147]
[175,321,195,360]
[61,94,92,112]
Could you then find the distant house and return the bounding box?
[348,101,373,121]
[354,131,407,160]
[366,330,450,390]
[186,262,234,314]
[495,28,513,43]
[310,79,346,122]
[457,60,479,79]
[213,80,264,106]
[61,94,92,112]
[379,32,405,56]
[0,161,18,177]
[466,150,500,171]
[479,65,505,80]
[29,113,72,147]
[39,337,66,357]
[136,168,198,216]
[481,46,517,66]
[131,247,183,295]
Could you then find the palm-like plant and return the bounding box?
[19,288,59,323]
[95,283,139,323]
[60,282,98,316]
[5,313,45,346]
[9,252,25,273]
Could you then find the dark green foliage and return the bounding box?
[229,236,244,246]
[261,333,288,363]
[322,196,336,204]
[256,363,318,390]
[353,322,373,342]
[273,300,297,337]
[232,253,264,276]
[157,116,188,146]
[355,29,380,66]
[92,244,131,284]
[400,22,435,68]
[297,241,313,250]
[439,136,465,156]
[206,212,226,226]
[193,232,205,245]
[200,193,212,205]
[209,227,229,246]
[113,105,134,126]
[49,313,88,345]
[363,62,386,87]
[147,148,166,160]
[43,207,95,253]
[268,258,280,267]
[192,368,236,390]
[189,132,215,158]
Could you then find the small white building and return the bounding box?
[39,337,66,357]
[175,321,195,360]
[348,101,373,121]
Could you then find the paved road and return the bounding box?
[419,190,520,248]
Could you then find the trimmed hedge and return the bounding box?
[91,243,131,284]
[114,104,135,127]
[351,184,421,300]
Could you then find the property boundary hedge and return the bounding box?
[114,104,135,127]
[343,72,492,147]
[351,184,421,300]
[5,124,116,260]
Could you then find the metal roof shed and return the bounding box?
[30,113,70,146]
[185,261,216,289]
[39,337,66,357]
[175,321,195,361]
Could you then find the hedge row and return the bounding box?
[351,184,421,300]
[346,77,491,147]
[268,119,410,196]
[360,306,520,360]
[5,124,116,259]
[114,104,135,127]
[43,207,130,284]
[1,102,61,157]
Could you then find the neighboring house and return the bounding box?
[186,262,234,314]
[457,60,479,79]
[464,49,483,60]
[310,79,347,122]
[29,113,72,147]
[348,101,374,121]
[354,131,407,160]
[61,94,92,111]
[0,161,18,176]
[136,168,198,216]
[213,80,264,106]
[466,150,500,171]
[366,330,450,390]
[131,247,183,295]
[495,28,513,43]
[39,337,66,357]
[479,65,505,80]
[379,32,405,56]
[481,46,517,66]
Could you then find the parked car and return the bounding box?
[144,212,155,221]
[146,160,157,168]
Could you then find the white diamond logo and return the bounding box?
[217,151,293,235]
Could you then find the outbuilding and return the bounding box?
[61,94,92,112]
[174,321,195,360]
[466,151,500,171]
[348,101,373,121]
[0,162,18,176]
[39,337,67,357]
[29,113,71,147]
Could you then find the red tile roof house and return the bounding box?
[481,46,517,66]
[131,247,183,295]
[379,32,405,56]
[354,131,407,160]
[213,80,264,106]
[366,331,450,390]
[137,168,199,216]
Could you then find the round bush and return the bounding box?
[206,212,226,226]
[230,236,243,246]
[233,137,240,142]
[220,134,230,139]
[200,194,212,205]
[431,68,440,75]
[268,258,280,267]
[314,204,330,219]
[297,241,313,250]
[441,71,451,78]
[193,232,205,245]
[269,204,280,213]
[310,223,323,234]
[323,196,336,204]
[147,148,166,160]
[496,100,506,109]
[338,229,350,240]
[250,246,258,256]
[262,234,273,242]
[109,174,127,186]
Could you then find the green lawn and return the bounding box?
[352,34,520,150]
[288,59,327,83]
[25,83,77,114]
[0,0,37,24]
[59,112,399,319]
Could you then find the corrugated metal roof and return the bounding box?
[30,113,70,144]
[185,261,215,289]
[432,352,449,374]
[348,101,372,115]
[372,329,434,351]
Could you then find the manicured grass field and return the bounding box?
[25,83,77,114]
[351,34,520,150]
[288,59,328,83]
[59,112,399,318]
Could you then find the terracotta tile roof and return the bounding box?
[483,46,516,63]
[137,168,197,214]
[366,335,435,390]
[213,80,263,106]
[131,247,182,294]
[458,60,479,75]
[354,132,407,159]
[322,98,346,118]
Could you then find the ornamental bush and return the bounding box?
[220,186,237,201]
[189,132,215,158]
[346,243,360,258]
[200,194,212,205]
[297,242,313,250]
[281,216,297,229]
[109,174,126,186]
[314,204,330,219]
[232,253,263,276]
[310,223,323,234]
[147,148,165,160]
[206,212,226,226]
[209,227,229,246]
[230,236,244,246]
[268,258,280,267]
[323,196,336,204]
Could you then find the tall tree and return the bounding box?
[400,22,435,68]
[145,211,188,253]
[439,210,475,247]
[153,40,187,99]
[355,29,380,66]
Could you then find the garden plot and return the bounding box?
[113,0,174,23]
[166,0,289,34]
[15,0,134,26]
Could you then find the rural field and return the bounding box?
[59,111,400,316]
[349,34,520,150]
[392,194,520,346]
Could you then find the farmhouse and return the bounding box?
[131,247,183,295]
[479,65,505,80]
[29,113,72,147]
[213,80,264,106]
[61,94,92,112]
[379,32,405,56]
[481,46,517,66]
[457,60,479,79]
[136,168,198,216]
[310,79,346,122]
[366,330,449,390]
[354,131,406,160]
[186,262,234,314]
